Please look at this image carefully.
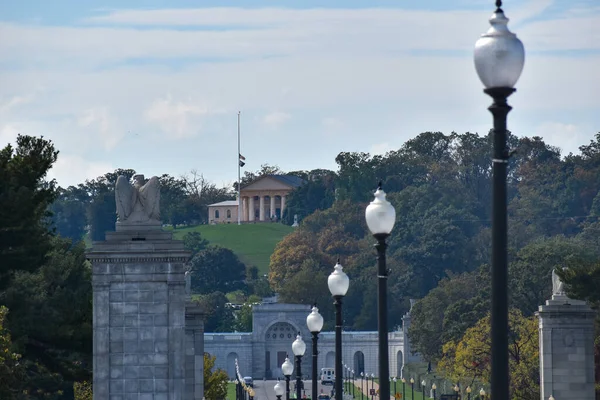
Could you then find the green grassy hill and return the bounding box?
[172,223,294,274]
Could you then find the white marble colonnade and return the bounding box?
[240,193,286,222]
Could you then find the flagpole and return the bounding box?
[237,111,241,225]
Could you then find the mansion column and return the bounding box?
[248,196,255,222]
[242,197,247,222]
[270,196,276,219]
[259,196,265,221]
[281,195,286,218]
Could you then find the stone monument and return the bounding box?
[292,214,299,227]
[87,174,201,400]
[536,268,596,400]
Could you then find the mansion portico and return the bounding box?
[208,175,304,223]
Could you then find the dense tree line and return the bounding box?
[268,131,600,397]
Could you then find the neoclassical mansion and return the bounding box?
[204,302,421,380]
[208,175,304,224]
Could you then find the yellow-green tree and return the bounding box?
[439,309,539,400]
[73,381,93,400]
[204,353,228,400]
[0,306,24,399]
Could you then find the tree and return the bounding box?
[408,270,486,362]
[194,292,235,332]
[0,306,25,399]
[189,246,246,295]
[281,169,335,225]
[204,353,228,400]
[182,170,233,224]
[49,185,89,243]
[3,236,92,397]
[439,310,539,400]
[234,304,254,332]
[182,231,209,257]
[0,135,58,289]
[158,174,187,228]
[509,235,597,315]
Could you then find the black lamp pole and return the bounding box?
[394,379,397,397]
[360,374,364,400]
[370,376,374,400]
[402,380,405,399]
[285,374,291,400]
[352,371,355,398]
[421,383,424,399]
[311,332,319,400]
[410,381,414,400]
[334,296,343,400]
[374,233,390,400]
[486,85,514,400]
[296,354,303,400]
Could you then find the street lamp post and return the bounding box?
[365,183,396,400]
[275,380,285,400]
[360,372,364,400]
[236,379,240,400]
[328,259,350,400]
[432,383,437,400]
[410,378,414,400]
[282,355,294,400]
[293,334,307,400]
[352,370,355,398]
[307,304,324,400]
[393,377,397,397]
[466,386,471,400]
[474,2,525,399]
[401,378,405,399]
[421,380,426,399]
[370,374,374,400]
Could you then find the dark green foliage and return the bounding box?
[189,246,247,295]
[194,292,235,332]
[0,135,58,289]
[3,236,92,396]
[183,231,209,257]
[49,186,89,243]
[282,169,336,225]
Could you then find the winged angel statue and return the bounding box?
[115,174,161,224]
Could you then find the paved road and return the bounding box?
[254,380,334,400]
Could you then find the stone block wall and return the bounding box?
[88,229,190,400]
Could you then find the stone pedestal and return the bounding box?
[87,227,190,400]
[537,295,596,400]
[185,302,205,400]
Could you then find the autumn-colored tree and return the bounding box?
[204,353,229,400]
[439,309,539,400]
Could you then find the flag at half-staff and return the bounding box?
[239,153,246,167]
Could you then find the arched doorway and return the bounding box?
[354,351,365,376]
[264,321,298,378]
[227,352,239,379]
[325,351,335,368]
[397,350,404,377]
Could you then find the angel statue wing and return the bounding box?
[115,175,133,221]
[139,176,161,221]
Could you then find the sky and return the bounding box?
[1,0,599,189]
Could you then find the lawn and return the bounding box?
[172,223,294,274]
[227,382,237,400]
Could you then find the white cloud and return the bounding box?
[0,124,20,145]
[48,154,113,186]
[77,107,123,150]
[534,122,589,156]
[144,95,217,138]
[262,112,291,129]
[0,3,598,187]
[370,142,393,155]
[322,117,344,131]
